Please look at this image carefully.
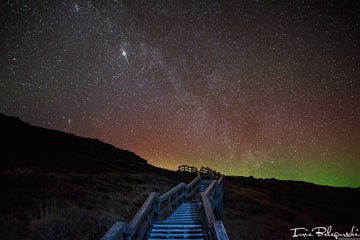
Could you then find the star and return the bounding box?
[74,3,80,12]
[1,0,359,187]
[120,45,129,65]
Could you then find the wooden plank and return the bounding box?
[187,173,201,188]
[159,183,186,202]
[178,165,198,173]
[101,221,131,240]
[200,192,216,224]
[213,221,229,240]
[129,192,158,234]
[204,180,216,196]
[217,175,224,184]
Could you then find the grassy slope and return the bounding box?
[223,176,360,239]
[0,168,194,239]
[0,114,194,239]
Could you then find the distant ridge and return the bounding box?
[0,113,147,172]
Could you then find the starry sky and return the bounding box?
[1,0,359,187]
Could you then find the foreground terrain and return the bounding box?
[223,176,360,239]
[1,113,359,239]
[0,114,193,239]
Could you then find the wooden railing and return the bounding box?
[178,165,198,173]
[200,167,229,240]
[200,166,221,179]
[102,166,228,240]
[101,192,158,240]
[102,172,201,240]
[158,172,201,219]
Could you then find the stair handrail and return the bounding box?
[158,172,201,219]
[102,172,201,240]
[129,192,158,239]
[217,175,225,205]
[200,168,229,240]
[102,192,158,240]
[158,182,186,219]
[187,172,201,200]
[205,180,217,209]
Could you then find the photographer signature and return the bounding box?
[290,226,360,239]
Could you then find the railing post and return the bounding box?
[214,181,221,219]
[155,195,160,221]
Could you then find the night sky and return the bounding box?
[1,0,359,187]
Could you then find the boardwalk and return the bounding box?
[148,201,204,239]
[102,166,229,240]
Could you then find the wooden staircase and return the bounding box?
[148,201,204,240]
[200,180,212,193]
[102,166,229,240]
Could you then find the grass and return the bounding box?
[0,168,194,239]
[2,168,359,239]
[222,176,360,240]
[0,113,194,239]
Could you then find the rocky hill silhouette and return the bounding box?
[1,113,147,172]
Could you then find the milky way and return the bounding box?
[1,0,359,187]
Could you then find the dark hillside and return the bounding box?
[223,176,360,239]
[1,113,147,172]
[0,113,194,239]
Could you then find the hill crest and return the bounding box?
[0,113,147,172]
